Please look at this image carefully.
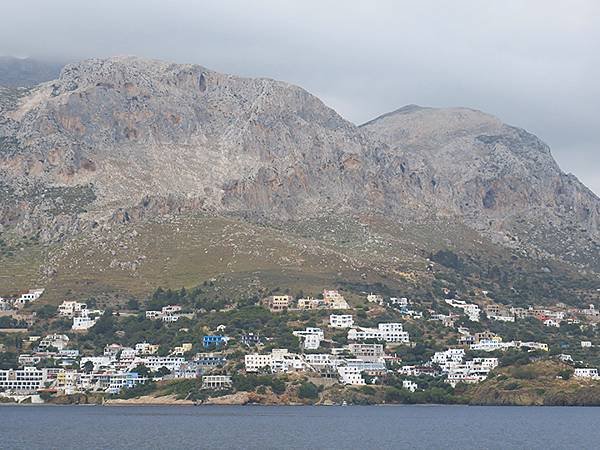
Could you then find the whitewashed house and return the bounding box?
[402,380,418,392]
[574,368,599,379]
[348,323,409,343]
[367,293,384,304]
[329,314,354,328]
[58,301,87,318]
[337,366,366,385]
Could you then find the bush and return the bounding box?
[558,369,573,380]
[511,367,536,380]
[298,382,319,399]
[271,378,286,395]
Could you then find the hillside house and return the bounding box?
[203,335,228,349]
[201,375,232,390]
[322,290,350,309]
[574,368,599,379]
[329,314,354,328]
[347,323,409,343]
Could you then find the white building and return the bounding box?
[581,341,593,348]
[145,311,162,319]
[129,356,186,372]
[202,375,232,389]
[302,334,320,350]
[18,354,42,366]
[80,356,114,371]
[72,310,99,331]
[574,368,599,379]
[58,301,88,318]
[0,367,49,394]
[14,289,44,306]
[293,328,324,350]
[38,334,70,352]
[145,305,182,322]
[322,290,350,309]
[402,380,418,392]
[446,358,498,387]
[543,319,560,328]
[329,314,354,328]
[432,348,465,371]
[104,344,123,357]
[347,323,409,343]
[445,299,480,322]
[120,347,137,360]
[470,339,511,352]
[390,297,409,307]
[337,366,366,385]
[245,354,274,373]
[518,341,549,352]
[367,293,384,304]
[580,304,599,317]
[245,349,310,374]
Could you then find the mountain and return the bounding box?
[0,56,598,301]
[360,105,600,266]
[0,56,64,88]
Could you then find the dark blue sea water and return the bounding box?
[1,405,599,449]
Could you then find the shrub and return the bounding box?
[298,382,319,399]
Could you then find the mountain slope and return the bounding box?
[0,55,599,295]
[361,106,600,267]
[0,57,390,231]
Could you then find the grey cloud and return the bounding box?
[1,0,598,193]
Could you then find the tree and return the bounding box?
[91,311,115,336]
[298,382,319,399]
[156,366,172,377]
[127,298,140,310]
[271,378,286,395]
[35,304,57,319]
[132,364,152,379]
[82,361,95,373]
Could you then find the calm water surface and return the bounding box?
[1,405,599,449]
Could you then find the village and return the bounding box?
[0,285,599,404]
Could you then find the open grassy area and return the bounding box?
[1,212,598,309]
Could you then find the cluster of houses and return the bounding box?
[439,292,600,330]
[58,301,104,331]
[290,317,410,352]
[482,302,599,328]
[245,314,412,386]
[445,299,481,322]
[0,331,233,396]
[262,290,350,312]
[1,286,598,401]
[430,348,499,387]
[245,343,391,386]
[145,305,187,322]
[0,288,44,311]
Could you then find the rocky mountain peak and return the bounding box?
[0,56,599,269]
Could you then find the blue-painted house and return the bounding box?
[203,335,228,348]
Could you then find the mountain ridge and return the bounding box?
[0,56,598,282]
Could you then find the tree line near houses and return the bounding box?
[1,271,598,406]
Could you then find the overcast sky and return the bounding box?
[2,0,599,194]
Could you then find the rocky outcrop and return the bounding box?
[0,56,598,268]
[361,106,600,267]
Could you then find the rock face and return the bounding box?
[0,56,598,268]
[361,106,600,265]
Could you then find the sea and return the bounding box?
[1,405,599,449]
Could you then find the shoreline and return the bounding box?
[1,400,598,407]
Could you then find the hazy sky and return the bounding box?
[2,0,599,194]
